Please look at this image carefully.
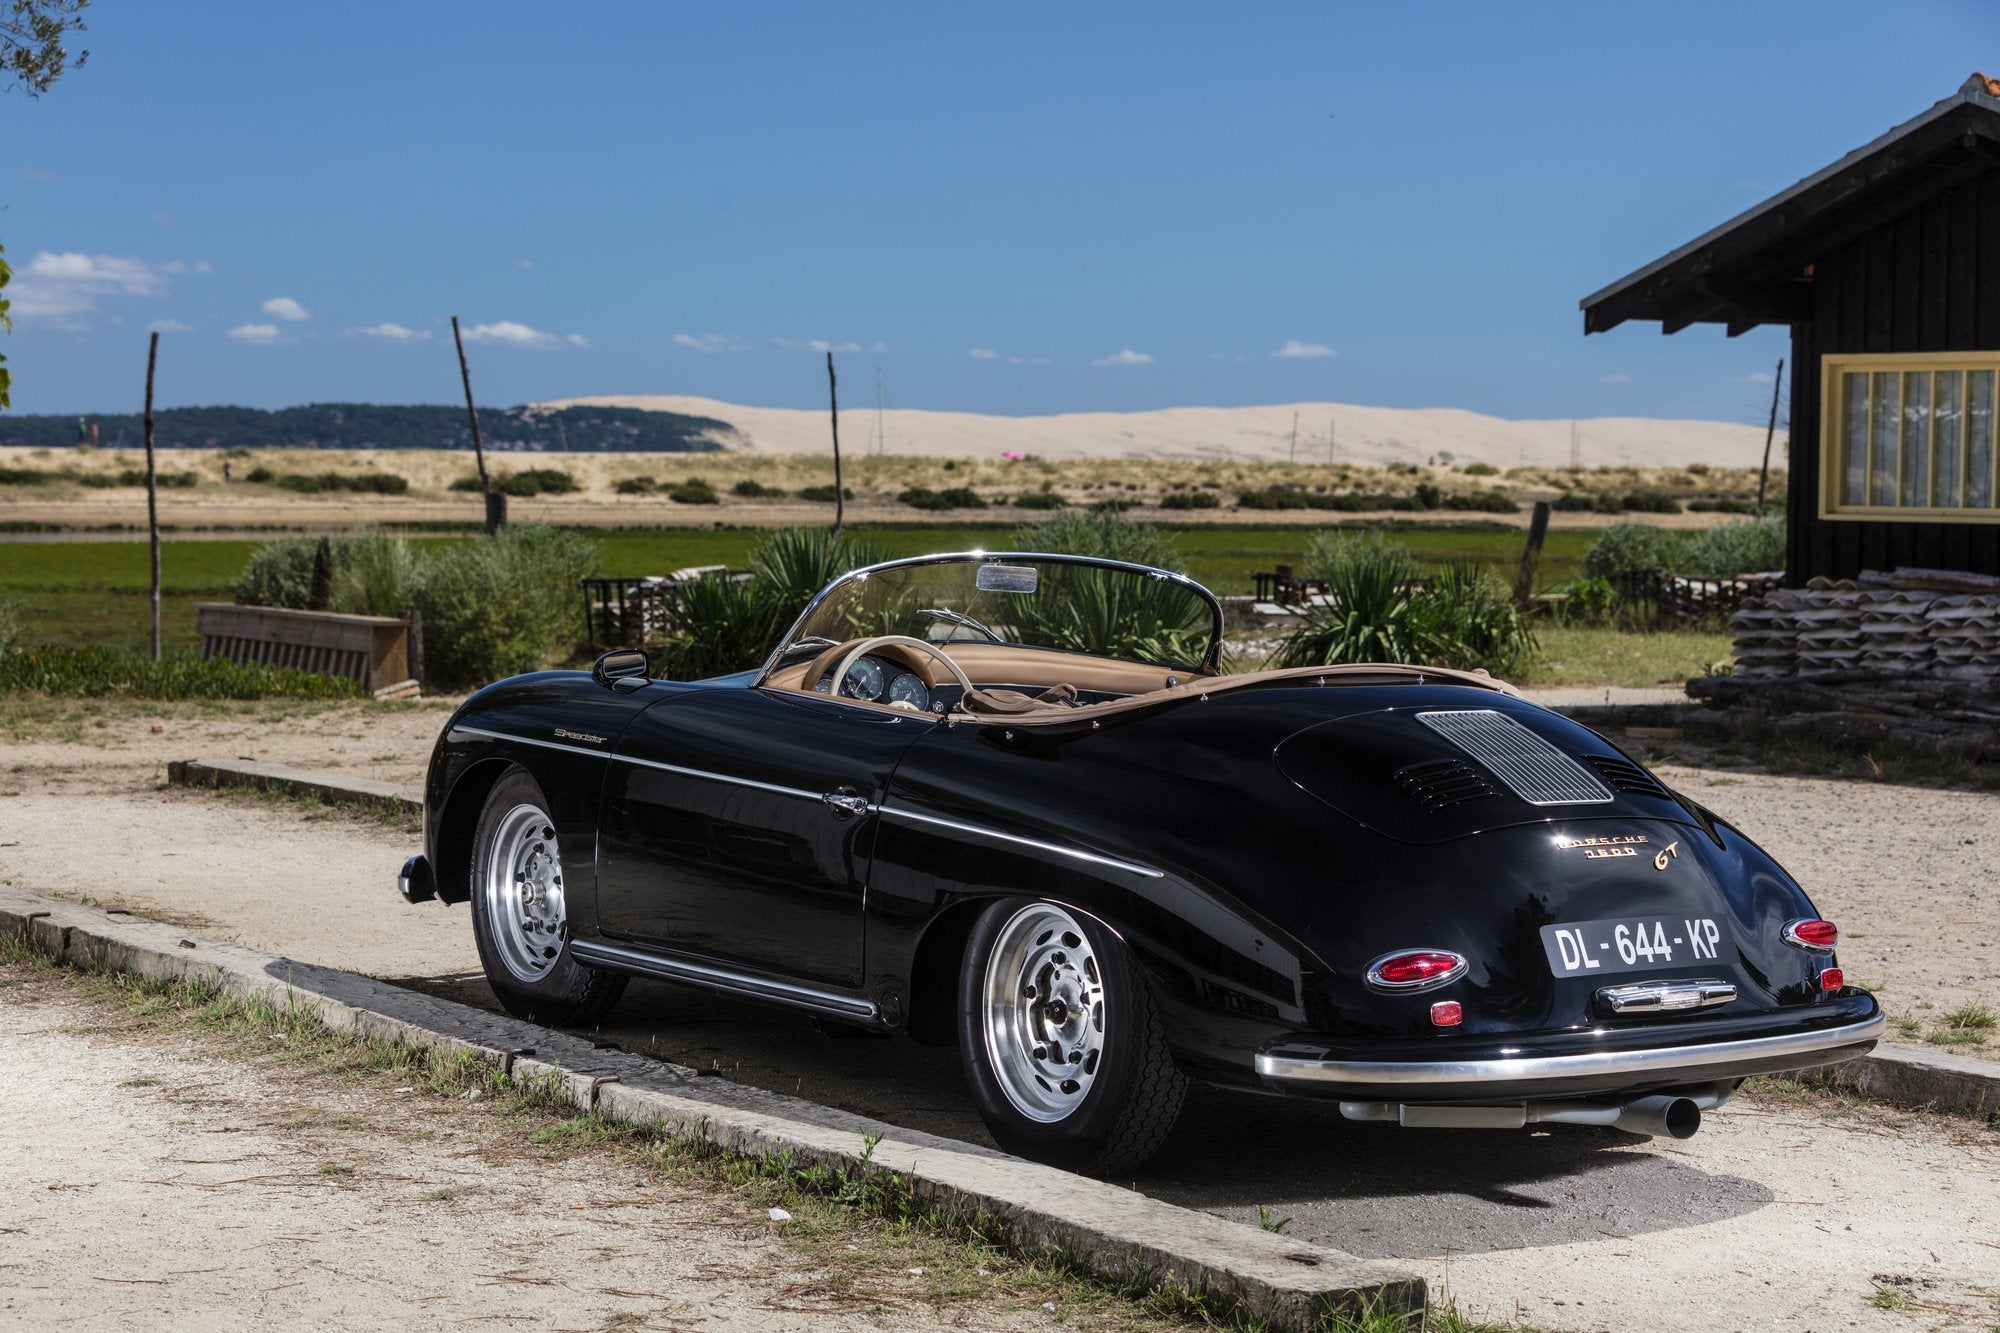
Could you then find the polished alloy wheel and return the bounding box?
[981,902,1106,1123]
[482,802,568,984]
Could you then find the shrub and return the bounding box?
[1413,482,1443,510]
[898,485,987,510]
[0,597,21,655]
[1237,487,1420,512]
[615,475,658,495]
[731,479,786,498]
[274,470,408,495]
[496,468,578,497]
[1461,462,1500,476]
[1581,522,1693,580]
[1688,496,1757,514]
[796,484,855,502]
[411,525,599,688]
[1683,514,1785,577]
[1552,575,1619,625]
[1552,492,1596,512]
[0,467,54,485]
[75,469,198,489]
[328,535,420,618]
[1089,497,1136,514]
[1014,508,1184,571]
[1013,489,1069,510]
[1158,490,1219,510]
[1622,491,1683,514]
[1442,489,1519,513]
[244,466,275,484]
[232,537,323,609]
[0,646,364,699]
[448,475,485,493]
[669,477,719,505]
[1281,534,1533,676]
[652,528,887,681]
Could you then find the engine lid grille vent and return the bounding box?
[1578,753,1669,799]
[1414,710,1613,806]
[1393,758,1496,811]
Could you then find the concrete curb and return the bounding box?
[162,758,2000,1125]
[0,886,1423,1329]
[167,757,420,815]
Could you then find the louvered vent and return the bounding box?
[1579,753,1669,799]
[1394,758,1497,811]
[1414,710,1614,806]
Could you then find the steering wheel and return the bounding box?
[827,634,976,703]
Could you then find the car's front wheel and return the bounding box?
[468,767,626,1027]
[957,898,1187,1175]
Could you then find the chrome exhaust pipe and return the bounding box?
[1341,1081,1734,1138]
[1609,1093,1701,1140]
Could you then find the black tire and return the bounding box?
[467,767,626,1027]
[957,897,1187,1175]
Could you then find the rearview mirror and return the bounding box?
[592,647,651,692]
[976,563,1039,594]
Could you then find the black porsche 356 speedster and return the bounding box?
[398,551,1882,1173]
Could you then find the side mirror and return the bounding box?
[592,647,651,692]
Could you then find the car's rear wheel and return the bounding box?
[468,768,626,1027]
[957,898,1187,1175]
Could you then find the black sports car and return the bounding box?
[398,551,1881,1173]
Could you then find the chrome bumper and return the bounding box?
[1255,1011,1885,1088]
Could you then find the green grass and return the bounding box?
[3,522,1590,655]
[1513,626,1732,689]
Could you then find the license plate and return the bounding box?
[1539,916,1725,977]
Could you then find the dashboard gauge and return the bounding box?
[841,657,885,702]
[886,672,930,711]
[811,674,834,694]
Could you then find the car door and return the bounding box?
[594,683,931,990]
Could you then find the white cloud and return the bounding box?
[147,318,194,334]
[20,165,56,183]
[227,323,284,345]
[968,347,998,360]
[261,296,310,322]
[565,333,591,349]
[1272,339,1337,360]
[7,251,176,329]
[515,258,537,270]
[1093,349,1154,367]
[1732,371,1775,384]
[150,209,176,227]
[347,323,431,343]
[673,332,751,353]
[777,337,865,354]
[1598,373,1633,384]
[460,320,571,349]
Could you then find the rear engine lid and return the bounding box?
[1275,703,1692,844]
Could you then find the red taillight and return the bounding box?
[1783,918,1839,953]
[1367,950,1468,991]
[1430,1000,1464,1027]
[1818,967,1844,993]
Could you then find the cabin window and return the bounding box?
[1821,353,2000,521]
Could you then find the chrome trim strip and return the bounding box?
[455,726,838,806]
[1255,1012,1885,1087]
[877,806,1164,879]
[569,940,880,1021]
[455,725,609,761]
[611,752,828,805]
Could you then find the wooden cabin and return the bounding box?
[1582,74,2000,585]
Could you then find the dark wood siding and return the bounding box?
[1786,166,2000,584]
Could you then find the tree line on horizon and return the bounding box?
[0,403,730,453]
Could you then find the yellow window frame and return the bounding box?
[1819,351,2000,523]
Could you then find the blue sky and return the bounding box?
[4,1,1995,423]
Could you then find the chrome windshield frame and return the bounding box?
[753,551,1226,685]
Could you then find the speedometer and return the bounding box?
[887,672,929,710]
[841,657,885,701]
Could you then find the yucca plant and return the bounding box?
[1277,536,1534,678]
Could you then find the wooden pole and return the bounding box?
[1514,499,1551,608]
[1289,409,1299,463]
[826,351,844,542]
[452,316,502,533]
[143,331,161,661]
[1756,357,1785,519]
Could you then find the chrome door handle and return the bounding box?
[821,790,869,819]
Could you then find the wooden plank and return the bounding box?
[1944,176,1979,350]
[1978,173,2000,347]
[1917,193,1948,350]
[1863,226,1895,352]
[1891,210,1922,350]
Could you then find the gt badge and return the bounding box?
[1653,840,1680,872]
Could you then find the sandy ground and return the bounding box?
[544,394,1772,469]
[0,976,1060,1332]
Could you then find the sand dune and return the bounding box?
[539,393,1775,469]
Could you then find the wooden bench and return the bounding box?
[195,603,416,694]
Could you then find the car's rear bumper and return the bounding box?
[1255,995,1883,1102]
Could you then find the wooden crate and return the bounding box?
[195,603,412,692]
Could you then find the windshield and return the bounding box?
[769,554,1222,673]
